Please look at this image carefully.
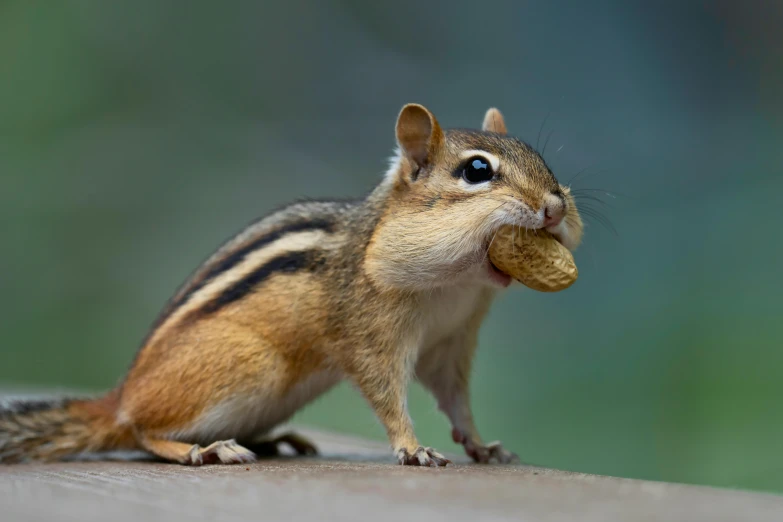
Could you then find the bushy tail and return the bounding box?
[0,391,136,464]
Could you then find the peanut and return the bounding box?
[488,226,578,292]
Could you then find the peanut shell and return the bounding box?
[488,226,578,292]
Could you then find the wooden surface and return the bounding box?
[1,426,782,522]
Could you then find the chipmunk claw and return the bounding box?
[484,441,520,464]
[396,446,451,467]
[452,428,518,464]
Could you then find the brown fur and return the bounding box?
[1,104,583,467]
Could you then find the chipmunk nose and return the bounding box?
[543,197,565,228]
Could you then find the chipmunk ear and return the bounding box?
[395,103,445,170]
[482,107,507,135]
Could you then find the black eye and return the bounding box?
[462,156,494,183]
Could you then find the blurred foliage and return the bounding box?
[1,1,782,494]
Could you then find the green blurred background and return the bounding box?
[2,0,782,494]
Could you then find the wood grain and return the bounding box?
[1,426,782,522]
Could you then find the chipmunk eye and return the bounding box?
[462,157,494,184]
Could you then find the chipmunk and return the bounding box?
[0,104,583,467]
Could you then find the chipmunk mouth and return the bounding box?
[486,259,512,288]
[544,223,573,250]
[482,236,512,288]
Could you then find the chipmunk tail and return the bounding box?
[0,390,137,464]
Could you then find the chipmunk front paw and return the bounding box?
[452,428,519,464]
[396,446,451,467]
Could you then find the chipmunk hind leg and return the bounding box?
[138,436,256,466]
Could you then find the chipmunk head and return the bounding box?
[365,103,584,291]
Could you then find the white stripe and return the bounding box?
[459,150,500,171]
[383,147,404,183]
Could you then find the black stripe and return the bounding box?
[171,219,334,315]
[198,249,325,316]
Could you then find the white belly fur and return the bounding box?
[171,370,342,445]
